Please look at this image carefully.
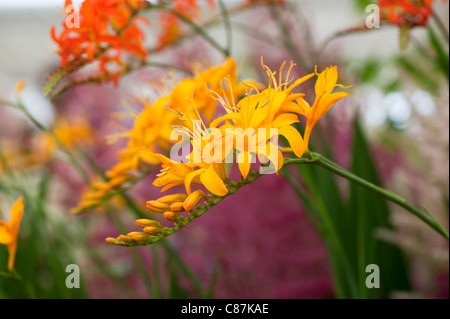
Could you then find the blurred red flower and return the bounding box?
[51,0,149,82]
[379,0,434,27]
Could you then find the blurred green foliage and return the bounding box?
[285,118,410,298]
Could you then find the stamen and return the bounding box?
[278,61,286,89]
[285,61,296,89]
[241,80,260,95]
[171,125,194,139]
[188,95,207,131]
[156,171,168,177]
[335,84,353,89]
[220,80,233,113]
[209,90,233,111]
[106,131,129,145]
[225,76,237,112]
[314,65,319,76]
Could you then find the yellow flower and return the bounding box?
[105,61,351,247]
[79,58,248,214]
[0,197,24,271]
[210,60,314,178]
[151,152,228,196]
[43,118,95,151]
[152,153,196,191]
[296,66,349,150]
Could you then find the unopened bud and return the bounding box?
[183,190,206,211]
[170,201,185,212]
[127,232,149,242]
[143,226,162,235]
[105,237,118,244]
[118,235,134,243]
[163,211,178,222]
[157,194,188,204]
[135,219,163,228]
[146,200,170,213]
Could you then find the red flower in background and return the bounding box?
[51,0,149,81]
[379,0,434,27]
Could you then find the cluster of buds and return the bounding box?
[106,190,207,246]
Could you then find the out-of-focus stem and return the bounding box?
[218,0,232,56]
[151,5,230,57]
[432,12,449,44]
[268,3,309,71]
[147,2,251,55]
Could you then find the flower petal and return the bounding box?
[278,126,305,158]
[0,225,12,245]
[237,151,252,180]
[200,165,228,196]
[184,169,205,194]
[9,197,24,238]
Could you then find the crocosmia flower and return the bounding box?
[51,0,149,82]
[379,0,434,27]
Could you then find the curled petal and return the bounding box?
[200,165,228,196]
[278,126,305,159]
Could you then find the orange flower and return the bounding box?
[379,0,434,27]
[51,0,149,81]
[0,197,24,271]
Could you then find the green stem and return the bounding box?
[432,12,449,44]
[285,152,449,240]
[111,171,261,247]
[151,5,230,57]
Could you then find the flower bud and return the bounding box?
[146,200,170,213]
[118,235,134,243]
[157,194,188,204]
[163,211,178,222]
[126,232,149,242]
[105,237,118,244]
[135,219,163,228]
[183,190,206,211]
[143,226,162,235]
[170,202,185,212]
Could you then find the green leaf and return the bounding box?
[347,118,410,298]
[296,161,358,298]
[395,55,438,94]
[168,257,191,299]
[427,25,450,80]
